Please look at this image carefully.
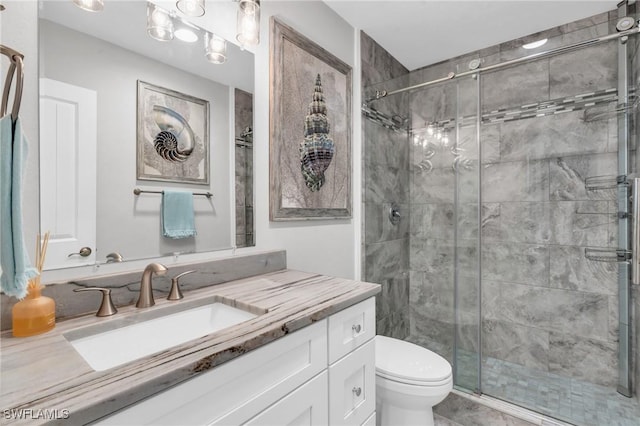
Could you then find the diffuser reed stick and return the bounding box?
[30,231,50,291]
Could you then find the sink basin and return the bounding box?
[65,301,257,371]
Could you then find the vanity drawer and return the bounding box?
[244,371,328,426]
[97,320,327,426]
[328,298,375,364]
[329,339,375,426]
[361,412,376,426]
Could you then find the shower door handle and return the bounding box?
[632,178,640,285]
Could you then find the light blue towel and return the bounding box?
[162,190,197,239]
[0,115,38,299]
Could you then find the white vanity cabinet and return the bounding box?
[327,297,376,426]
[96,297,375,426]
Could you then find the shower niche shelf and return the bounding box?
[584,174,628,191]
[584,247,631,263]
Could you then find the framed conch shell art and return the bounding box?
[270,18,352,220]
[137,81,210,184]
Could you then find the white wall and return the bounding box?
[253,1,361,280]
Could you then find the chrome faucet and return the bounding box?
[136,263,168,308]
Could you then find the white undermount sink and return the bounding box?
[65,301,258,371]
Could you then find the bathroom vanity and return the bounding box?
[0,268,380,425]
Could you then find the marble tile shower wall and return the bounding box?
[235,89,253,248]
[408,11,630,387]
[361,32,411,339]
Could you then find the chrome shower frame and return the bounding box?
[617,0,635,399]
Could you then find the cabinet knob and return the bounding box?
[352,386,362,397]
[352,324,362,334]
[73,287,117,317]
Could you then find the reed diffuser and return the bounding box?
[12,232,56,337]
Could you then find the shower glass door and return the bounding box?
[407,69,481,392]
[476,34,636,425]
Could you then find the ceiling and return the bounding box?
[324,0,616,70]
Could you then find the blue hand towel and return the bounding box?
[0,115,38,299]
[162,190,197,239]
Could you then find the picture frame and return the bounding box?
[269,18,352,220]
[137,80,210,185]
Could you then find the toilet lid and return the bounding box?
[375,335,452,383]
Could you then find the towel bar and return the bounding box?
[133,188,213,199]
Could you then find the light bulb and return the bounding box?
[236,1,260,47]
[147,3,174,42]
[238,0,259,15]
[176,0,205,17]
[205,32,227,64]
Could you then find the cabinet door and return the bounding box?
[244,372,328,426]
[328,298,375,364]
[329,339,375,426]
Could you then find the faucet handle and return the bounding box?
[74,287,118,317]
[168,270,196,301]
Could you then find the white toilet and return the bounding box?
[375,335,453,426]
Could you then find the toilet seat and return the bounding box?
[376,370,452,387]
[375,335,452,385]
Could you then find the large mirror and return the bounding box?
[37,0,254,270]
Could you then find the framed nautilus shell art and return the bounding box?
[269,18,352,221]
[137,81,210,184]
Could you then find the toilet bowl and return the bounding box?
[375,335,453,426]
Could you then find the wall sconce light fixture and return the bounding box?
[147,2,174,42]
[205,32,227,64]
[176,0,205,17]
[144,2,227,65]
[72,0,104,12]
[236,0,260,47]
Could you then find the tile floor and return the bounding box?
[482,357,640,426]
[407,335,640,426]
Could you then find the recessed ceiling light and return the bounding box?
[522,38,548,50]
[175,28,198,43]
[72,0,104,12]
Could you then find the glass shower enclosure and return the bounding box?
[363,5,640,425]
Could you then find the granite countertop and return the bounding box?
[0,269,380,425]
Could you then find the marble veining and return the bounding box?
[0,269,380,425]
[499,110,609,162]
[0,250,287,331]
[482,160,549,203]
[549,153,617,201]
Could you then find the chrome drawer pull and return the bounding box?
[352,386,362,397]
[352,324,362,334]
